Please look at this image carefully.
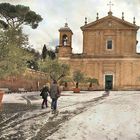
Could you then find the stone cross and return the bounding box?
[107,1,114,11]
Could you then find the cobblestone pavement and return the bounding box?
[0,93,105,140]
[0,101,39,139]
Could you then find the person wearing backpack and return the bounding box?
[40,84,50,109]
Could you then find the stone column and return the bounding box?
[116,30,121,55]
[121,31,124,55]
[94,62,99,79]
[98,61,103,89]
[100,31,104,55]
[115,62,121,90]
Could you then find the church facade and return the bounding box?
[58,11,140,90]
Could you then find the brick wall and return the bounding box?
[0,69,48,92]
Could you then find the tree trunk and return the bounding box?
[89,82,92,87]
[76,82,79,88]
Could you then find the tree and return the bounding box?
[0,3,42,48]
[4,28,29,47]
[0,3,43,30]
[42,45,56,60]
[0,3,42,78]
[0,44,34,78]
[26,60,38,70]
[73,70,85,88]
[42,44,47,60]
[87,78,99,88]
[59,76,73,88]
[0,27,37,79]
[0,30,9,59]
[47,50,56,60]
[38,59,70,82]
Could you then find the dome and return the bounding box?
[59,23,73,33]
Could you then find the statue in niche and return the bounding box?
[62,34,68,46]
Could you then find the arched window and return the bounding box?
[62,34,68,46]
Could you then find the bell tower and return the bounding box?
[58,23,73,57]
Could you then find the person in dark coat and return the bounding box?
[49,80,60,113]
[40,84,50,109]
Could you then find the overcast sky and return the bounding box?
[0,0,140,53]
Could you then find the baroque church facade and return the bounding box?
[57,11,140,90]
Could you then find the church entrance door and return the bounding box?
[105,75,113,90]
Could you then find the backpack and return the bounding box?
[40,87,49,99]
[42,91,48,99]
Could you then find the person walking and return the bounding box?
[40,84,49,109]
[49,80,60,114]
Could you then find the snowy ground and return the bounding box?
[0,91,140,140]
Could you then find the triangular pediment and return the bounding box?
[81,14,139,31]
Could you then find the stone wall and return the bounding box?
[59,57,140,90]
[0,69,48,92]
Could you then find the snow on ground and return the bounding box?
[47,91,140,140]
[1,91,140,140]
[2,92,28,104]
[2,91,103,104]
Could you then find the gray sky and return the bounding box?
[0,0,140,53]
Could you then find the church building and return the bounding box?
[57,10,140,90]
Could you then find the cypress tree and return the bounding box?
[42,44,47,59]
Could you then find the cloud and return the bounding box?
[0,0,140,52]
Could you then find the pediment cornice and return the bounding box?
[81,14,139,31]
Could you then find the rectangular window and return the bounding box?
[107,40,112,49]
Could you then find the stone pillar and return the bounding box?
[115,62,121,90]
[96,31,100,54]
[132,31,137,55]
[116,31,121,55]
[94,62,98,79]
[121,31,124,55]
[131,62,134,87]
[100,31,104,55]
[98,31,101,54]
[98,61,103,89]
